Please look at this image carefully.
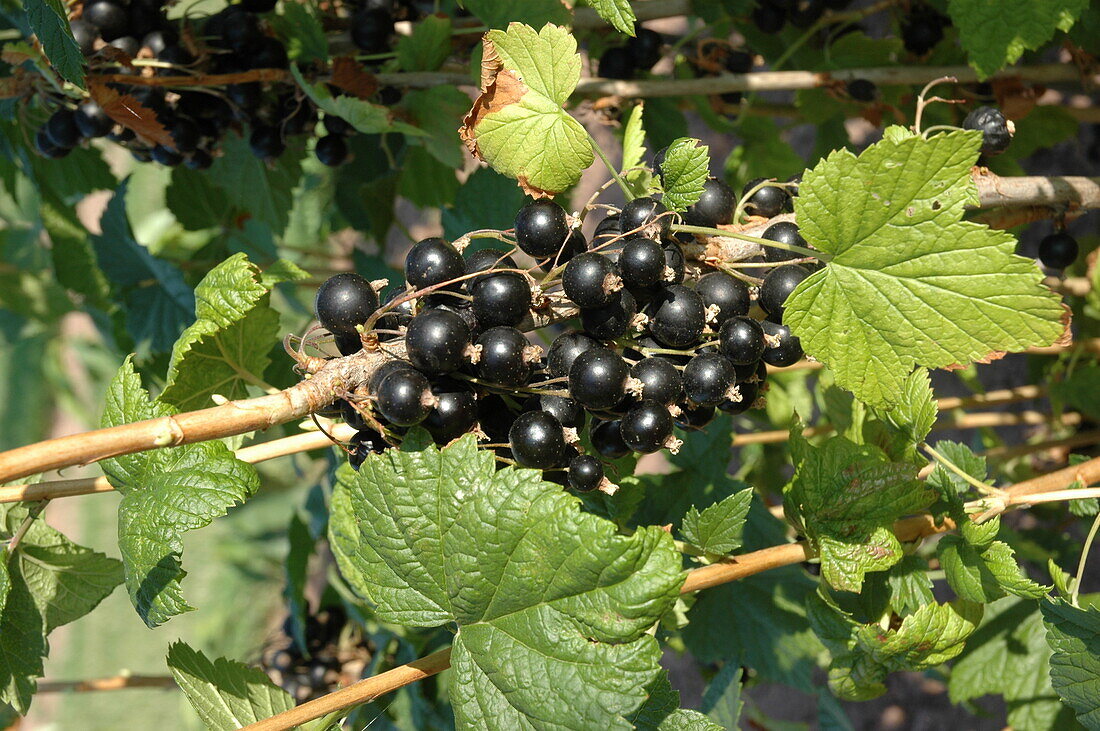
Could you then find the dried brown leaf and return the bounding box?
[89,80,174,147]
[329,56,377,99]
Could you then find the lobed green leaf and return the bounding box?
[657,137,710,212]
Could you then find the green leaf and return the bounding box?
[399,146,460,208]
[927,440,988,507]
[1042,599,1100,729]
[463,0,570,28]
[282,514,313,654]
[167,641,295,730]
[165,164,237,231]
[723,117,805,194]
[461,22,594,196]
[884,554,934,615]
[158,253,282,411]
[621,103,651,197]
[210,134,304,235]
[700,663,743,730]
[401,86,470,169]
[947,0,1089,79]
[951,597,1075,731]
[1054,364,1100,423]
[396,14,452,71]
[878,368,937,450]
[657,137,710,212]
[25,0,85,88]
[785,131,1065,408]
[442,167,527,239]
[0,556,42,714]
[329,433,683,729]
[632,672,724,730]
[681,488,753,555]
[100,358,260,627]
[784,436,934,591]
[585,0,637,35]
[291,65,423,137]
[939,533,1049,603]
[269,2,328,63]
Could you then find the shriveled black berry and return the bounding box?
[405,237,464,292]
[598,46,635,80]
[630,357,683,405]
[695,271,750,325]
[683,353,736,406]
[564,252,618,309]
[375,368,432,426]
[351,7,393,53]
[568,454,604,492]
[569,347,629,410]
[719,316,766,365]
[547,332,597,379]
[515,199,570,258]
[405,308,471,374]
[509,411,565,469]
[762,221,808,263]
[581,289,637,340]
[759,264,811,320]
[645,284,705,348]
[1038,232,1079,270]
[471,272,531,328]
[620,400,673,453]
[761,320,803,367]
[315,272,379,337]
[846,79,878,102]
[620,196,671,239]
[683,178,736,227]
[741,178,790,218]
[591,419,630,459]
[525,394,585,430]
[73,102,115,139]
[83,0,129,40]
[618,236,666,289]
[315,134,349,166]
[250,125,285,160]
[627,27,663,69]
[476,326,531,387]
[423,382,477,444]
[45,109,81,149]
[962,106,1012,156]
[465,248,517,290]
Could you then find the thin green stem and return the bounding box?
[1072,510,1100,607]
[587,132,633,199]
[922,443,1005,497]
[672,224,827,261]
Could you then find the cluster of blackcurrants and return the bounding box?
[262,606,375,703]
[312,153,811,492]
[34,0,411,167]
[750,0,852,35]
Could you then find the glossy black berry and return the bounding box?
[515,199,570,258]
[693,271,748,327]
[620,196,671,239]
[142,30,175,57]
[423,382,477,444]
[526,394,585,430]
[375,286,415,338]
[761,320,803,367]
[1038,232,1079,270]
[752,3,785,33]
[719,378,759,415]
[762,221,808,263]
[683,178,736,227]
[109,35,139,56]
[593,214,622,248]
[70,20,98,55]
[375,368,432,426]
[351,7,393,53]
[741,178,790,218]
[785,173,802,197]
[405,308,471,374]
[675,402,716,429]
[476,326,531,387]
[250,125,285,160]
[348,428,387,469]
[901,6,945,56]
[547,332,597,378]
[645,284,705,348]
[581,289,637,340]
[340,399,370,431]
[315,272,379,337]
[630,357,683,405]
[962,106,1012,156]
[759,265,810,319]
[45,109,81,149]
[620,400,673,453]
[683,353,736,406]
[618,236,666,289]
[719,316,765,365]
[34,128,70,159]
[472,272,532,328]
[591,419,630,459]
[315,134,349,166]
[568,455,604,492]
[598,46,635,80]
[509,411,565,469]
[846,79,878,102]
[464,248,517,289]
[83,0,128,41]
[405,237,465,292]
[569,347,629,410]
[564,252,618,309]
[627,27,663,69]
[542,229,588,271]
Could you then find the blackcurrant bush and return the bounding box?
[620,399,673,453]
[70,20,98,55]
[761,320,803,367]
[846,79,878,102]
[423,383,477,444]
[752,3,785,33]
[476,326,532,387]
[568,454,604,492]
[627,27,663,70]
[759,264,811,319]
[719,316,765,365]
[375,368,432,426]
[741,178,790,218]
[630,357,683,405]
[250,124,285,160]
[45,109,81,149]
[762,221,808,263]
[568,347,629,410]
[618,236,666,289]
[315,134,349,166]
[962,106,1012,156]
[405,308,471,374]
[598,46,635,80]
[695,271,749,325]
[509,410,565,469]
[83,0,129,41]
[404,237,465,292]
[683,178,736,227]
[683,353,736,406]
[645,284,705,348]
[547,332,597,378]
[1038,232,1079,270]
[564,252,618,309]
[591,419,630,459]
[464,248,517,290]
[620,196,671,239]
[525,393,585,430]
[514,199,570,258]
[351,7,393,52]
[581,289,637,340]
[471,272,531,328]
[675,401,716,429]
[315,272,379,337]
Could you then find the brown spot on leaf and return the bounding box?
[330,56,377,99]
[89,80,174,148]
[931,200,941,210]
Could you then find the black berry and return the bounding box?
[423,382,477,444]
[476,326,532,387]
[375,368,432,426]
[44,109,81,149]
[350,7,393,53]
[645,284,705,348]
[683,178,736,227]
[630,357,683,405]
[568,454,604,492]
[515,199,570,258]
[759,265,811,320]
[962,106,1012,156]
[315,135,349,166]
[564,252,618,309]
[509,411,565,469]
[404,308,471,374]
[719,316,766,365]
[405,237,465,292]
[741,178,790,218]
[526,394,585,430]
[695,271,750,325]
[471,272,532,328]
[620,400,673,453]
[846,79,878,102]
[683,353,736,406]
[762,221,808,263]
[591,419,630,459]
[761,320,803,367]
[1038,232,1078,270]
[569,347,629,410]
[620,196,672,239]
[618,236,666,289]
[627,27,663,69]
[581,289,637,340]
[315,273,380,338]
[598,46,635,80]
[547,332,598,378]
[465,248,517,290]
